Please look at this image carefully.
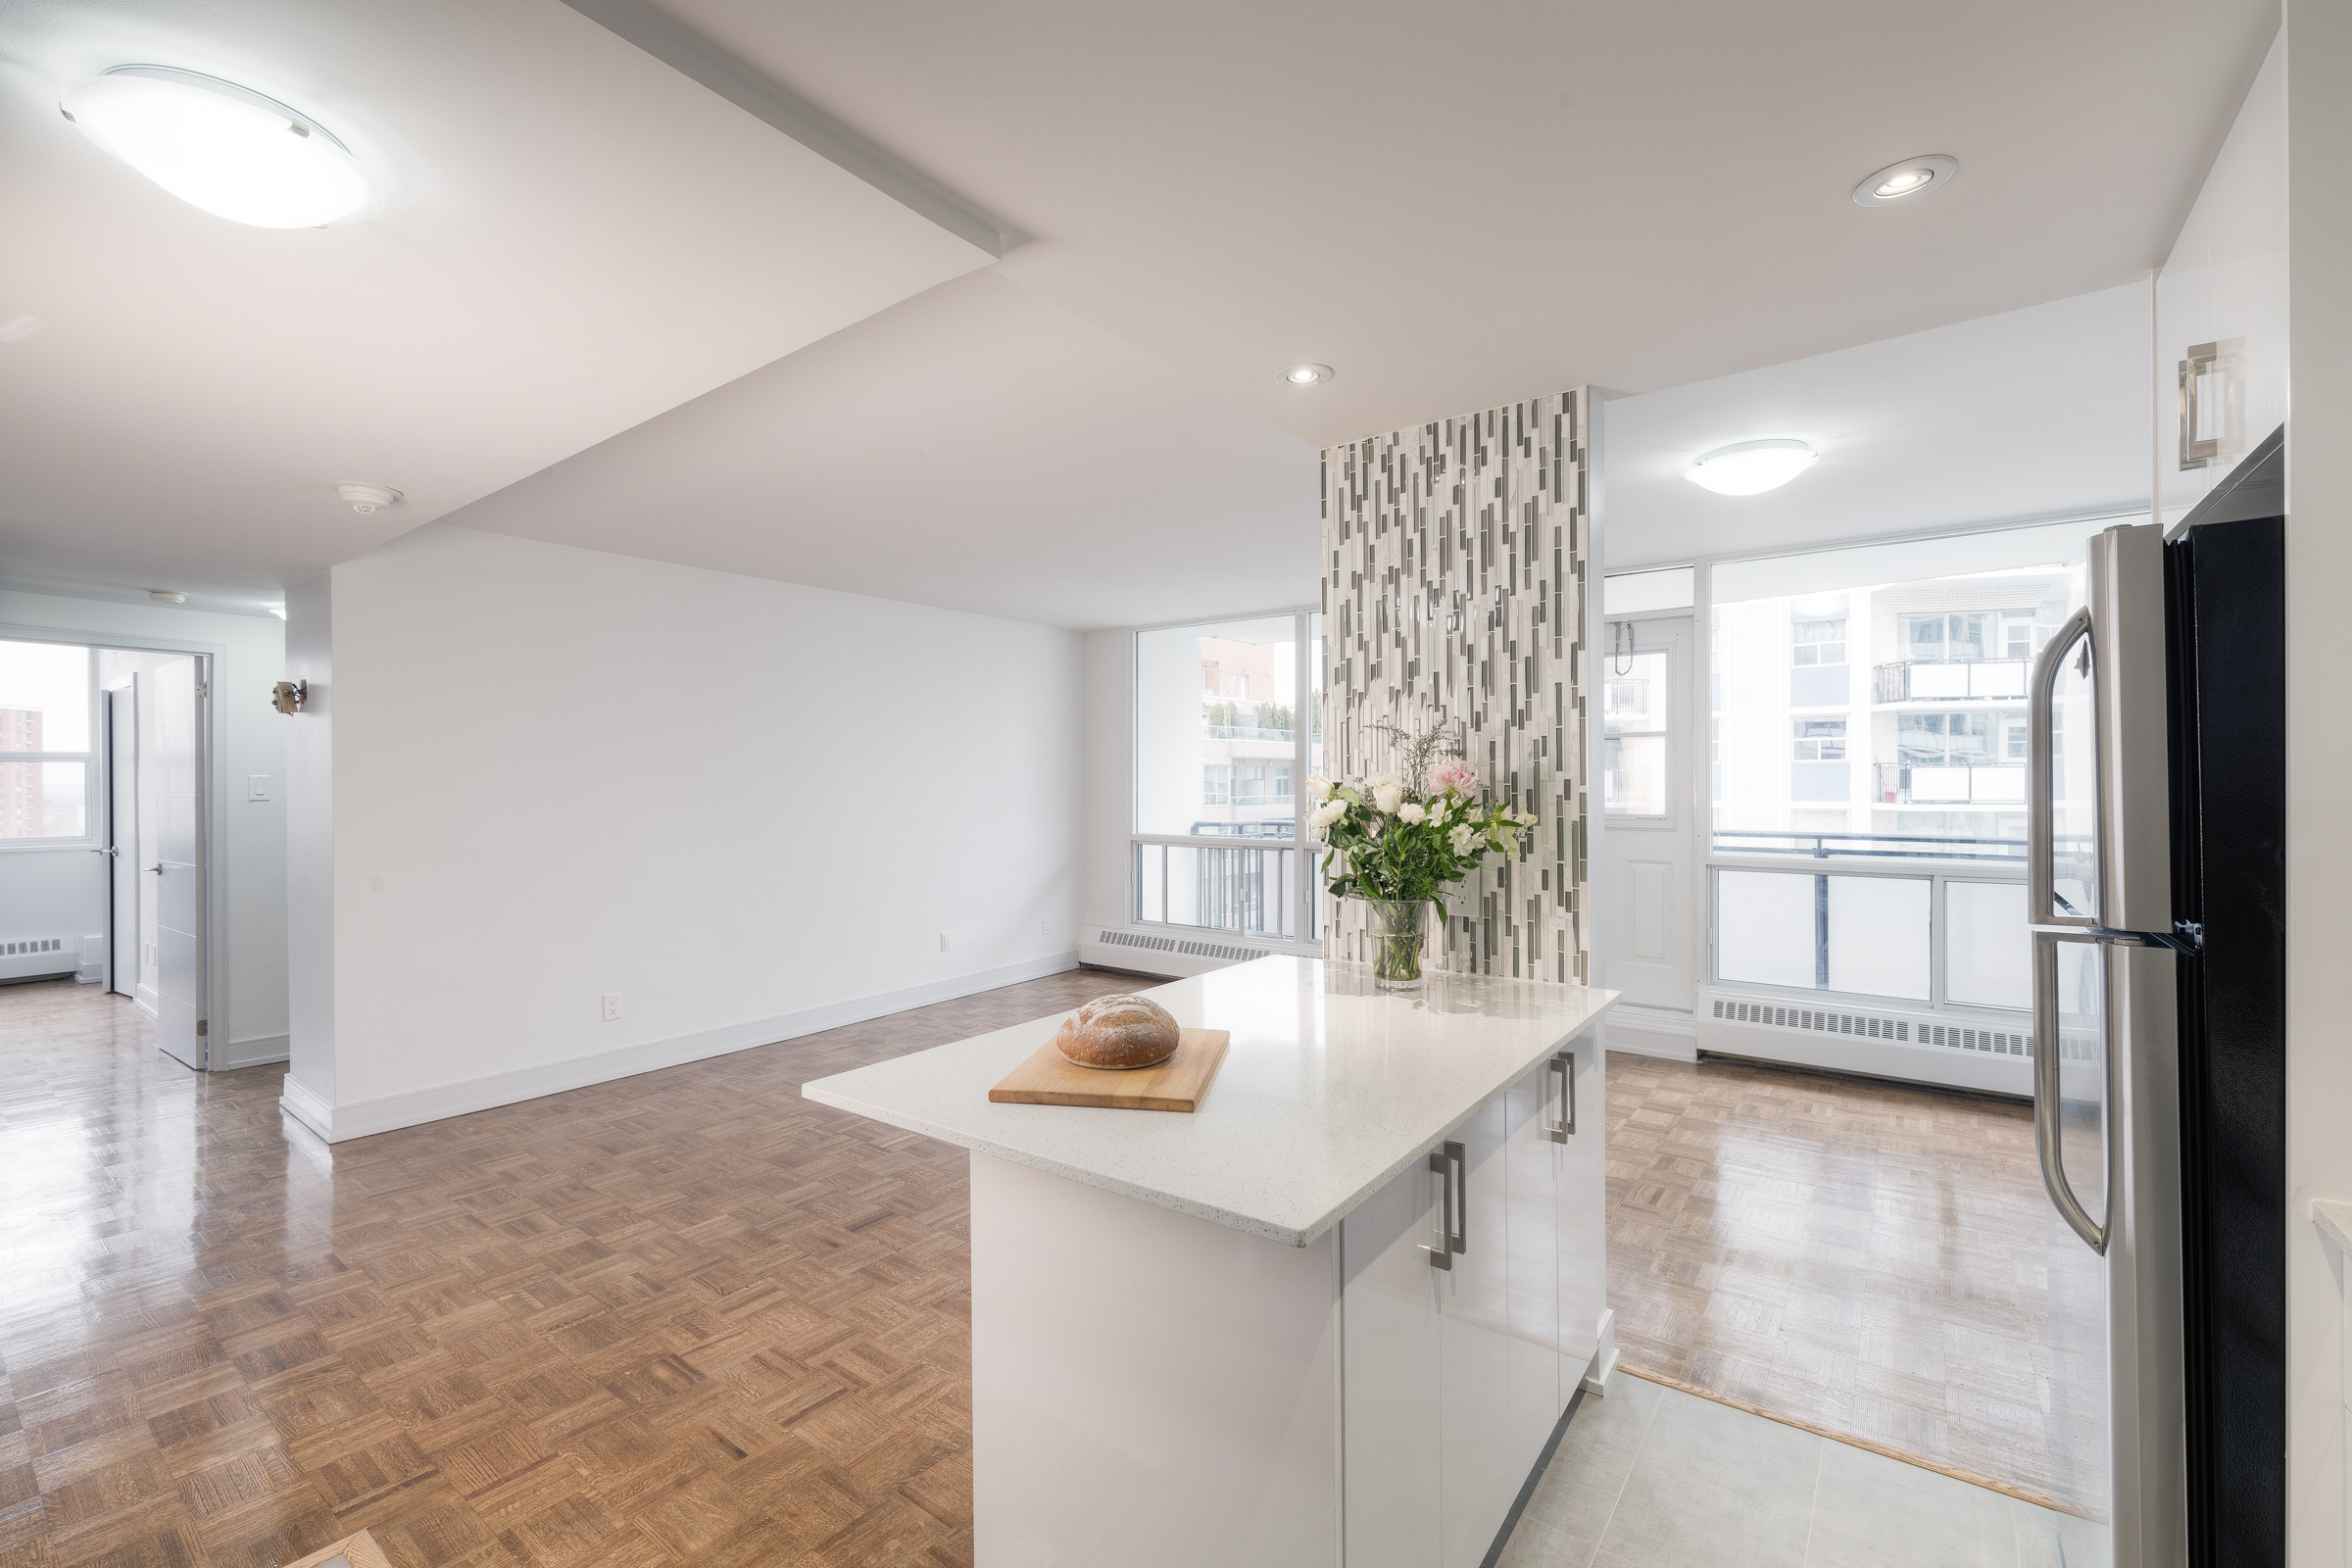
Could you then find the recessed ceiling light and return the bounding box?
[148,589,186,605]
[1687,440,1817,496]
[1852,155,1958,207]
[1279,363,1334,388]
[61,66,378,228]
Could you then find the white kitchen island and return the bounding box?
[802,955,1618,1568]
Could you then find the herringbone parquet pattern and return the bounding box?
[0,970,1138,1568]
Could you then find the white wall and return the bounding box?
[0,589,287,1061]
[1081,628,1135,936]
[282,524,1084,1139]
[3,849,103,975]
[2158,28,2287,530]
[283,573,334,1108]
[2284,4,2351,1564]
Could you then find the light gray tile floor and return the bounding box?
[1496,1378,2104,1568]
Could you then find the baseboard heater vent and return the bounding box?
[1095,929,1266,965]
[1708,997,2044,1058]
[3,937,68,958]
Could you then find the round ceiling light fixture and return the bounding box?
[334,480,402,514]
[147,589,186,605]
[1686,439,1817,496]
[1278,363,1334,388]
[1852,154,1958,207]
[60,66,378,228]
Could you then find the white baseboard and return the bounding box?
[281,951,1083,1144]
[220,1033,288,1069]
[279,1075,333,1141]
[75,965,103,984]
[134,984,159,1019]
[1582,1309,1619,1396]
[1606,1004,1698,1063]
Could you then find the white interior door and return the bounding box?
[106,686,138,996]
[1601,615,1695,1009]
[151,657,204,1070]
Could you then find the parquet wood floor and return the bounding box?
[0,970,1139,1568]
[1603,1050,2100,1517]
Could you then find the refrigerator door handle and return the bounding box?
[2032,927,2110,1256]
[2028,605,2096,927]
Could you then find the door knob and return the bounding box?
[90,846,119,856]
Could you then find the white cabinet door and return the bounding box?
[1504,1058,1562,1458]
[1439,1091,1513,1568]
[1555,1026,1608,1392]
[1342,1153,1442,1567]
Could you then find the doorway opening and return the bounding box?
[0,637,212,1069]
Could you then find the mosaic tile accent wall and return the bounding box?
[1320,389,1593,984]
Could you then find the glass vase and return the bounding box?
[1353,897,1432,990]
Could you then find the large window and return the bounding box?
[1134,611,1321,941]
[1706,516,2129,1015]
[0,641,95,844]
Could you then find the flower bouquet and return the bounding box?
[1307,732,1537,989]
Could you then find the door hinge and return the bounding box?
[197,1019,208,1036]
[195,681,210,698]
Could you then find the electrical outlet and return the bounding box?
[1041,915,1053,936]
[601,992,623,1022]
[939,931,953,953]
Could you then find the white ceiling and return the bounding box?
[647,0,2276,446]
[1602,282,2154,571]
[441,270,1319,630]
[0,0,2277,629]
[0,0,989,615]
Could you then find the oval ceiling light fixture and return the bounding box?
[1687,439,1817,496]
[60,66,378,228]
[1852,154,1958,207]
[1278,363,1334,388]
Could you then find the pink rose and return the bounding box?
[1424,760,1478,796]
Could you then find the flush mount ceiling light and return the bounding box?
[1687,439,1817,496]
[1278,363,1334,388]
[1852,154,1958,207]
[334,480,401,514]
[148,589,186,604]
[60,66,378,228]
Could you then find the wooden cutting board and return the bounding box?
[988,1028,1230,1113]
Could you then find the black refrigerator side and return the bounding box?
[2164,506,2286,1568]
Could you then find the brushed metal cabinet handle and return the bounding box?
[1427,1147,1454,1270]
[1547,1051,1576,1142]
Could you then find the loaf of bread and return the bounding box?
[1054,994,1182,1069]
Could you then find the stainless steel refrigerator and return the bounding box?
[2026,430,2285,1568]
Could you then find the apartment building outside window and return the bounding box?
[0,641,96,844]
[1707,516,2125,1017]
[1134,610,1322,942]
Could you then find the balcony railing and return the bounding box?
[1872,762,2026,805]
[1873,659,2030,703]
[1712,827,2092,863]
[1203,724,1296,742]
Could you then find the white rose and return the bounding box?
[1372,782,1405,814]
[1308,800,1348,829]
[1305,773,1335,800]
[1397,803,1427,824]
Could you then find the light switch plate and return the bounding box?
[247,774,270,801]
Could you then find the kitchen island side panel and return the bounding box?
[969,1152,1343,1568]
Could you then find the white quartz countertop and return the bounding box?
[802,955,1618,1247]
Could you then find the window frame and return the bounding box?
[1600,631,1677,830]
[0,642,100,851]
[1129,606,1322,951]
